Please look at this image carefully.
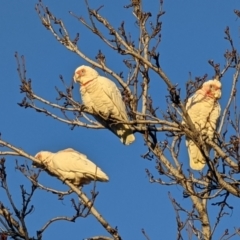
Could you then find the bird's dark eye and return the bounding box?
[209,84,213,88]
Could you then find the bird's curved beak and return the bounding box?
[215,90,221,99]
[32,153,42,167]
[73,70,82,83]
[35,153,41,160]
[73,73,77,83]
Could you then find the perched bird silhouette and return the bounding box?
[73,65,135,145]
[185,79,221,170]
[34,148,109,186]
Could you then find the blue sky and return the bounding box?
[1,1,240,239]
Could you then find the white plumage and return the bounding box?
[185,79,221,170]
[73,65,135,145]
[34,148,109,186]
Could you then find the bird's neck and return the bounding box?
[81,77,97,87]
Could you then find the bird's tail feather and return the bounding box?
[86,170,109,182]
[94,115,135,145]
[186,139,206,170]
[96,171,109,182]
[100,170,109,181]
[120,130,135,145]
[114,124,135,145]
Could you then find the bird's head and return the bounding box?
[73,65,98,85]
[33,151,52,168]
[201,79,222,99]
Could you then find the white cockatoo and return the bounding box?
[73,65,135,145]
[185,79,221,170]
[34,148,109,186]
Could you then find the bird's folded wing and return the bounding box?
[53,151,101,176]
[98,76,129,121]
[58,148,88,158]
